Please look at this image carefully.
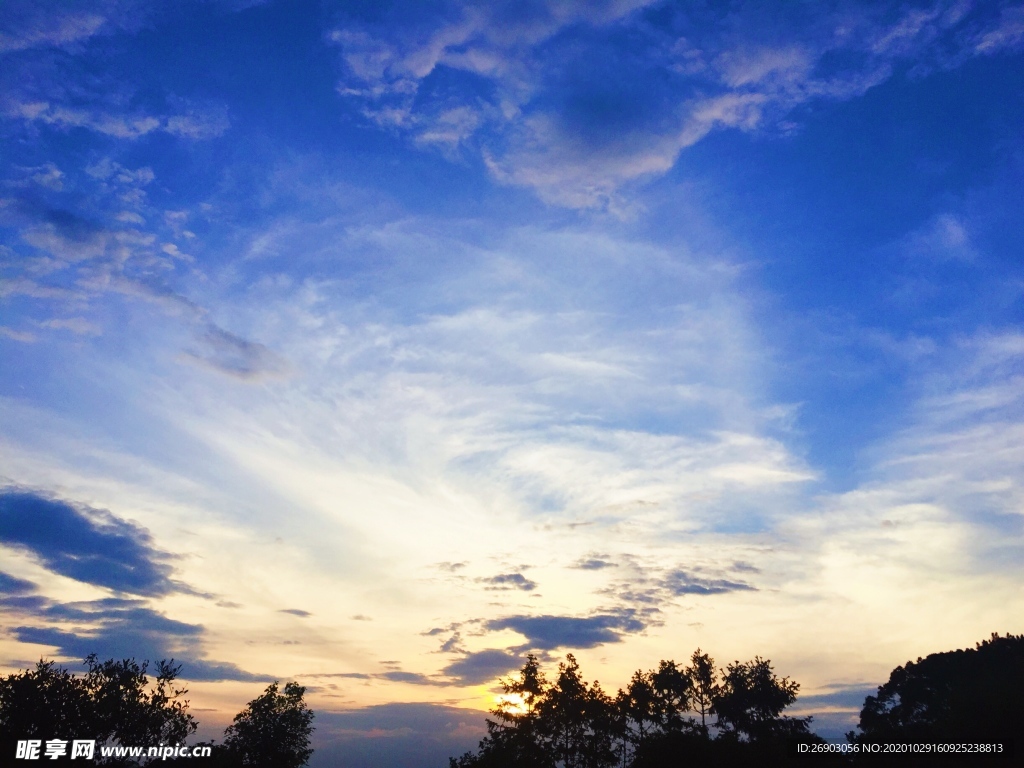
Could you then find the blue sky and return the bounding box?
[2,0,1024,762]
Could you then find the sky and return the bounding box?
[1,0,1023,764]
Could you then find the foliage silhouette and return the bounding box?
[0,660,92,745]
[686,649,717,738]
[850,632,1024,746]
[222,681,315,768]
[0,658,313,766]
[538,654,616,768]
[0,655,196,765]
[450,654,553,768]
[714,656,810,743]
[451,648,820,768]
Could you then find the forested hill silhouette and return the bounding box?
[852,632,1024,747]
[450,634,1023,767]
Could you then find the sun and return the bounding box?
[495,692,529,716]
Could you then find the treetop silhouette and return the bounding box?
[0,657,313,766]
[451,647,818,768]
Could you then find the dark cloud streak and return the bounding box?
[0,488,178,596]
[441,648,521,686]
[485,611,647,650]
[8,596,270,682]
[0,570,37,595]
[663,569,756,596]
[477,572,536,591]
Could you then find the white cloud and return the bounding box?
[0,325,37,342]
[902,213,977,262]
[328,0,1017,210]
[165,109,231,140]
[0,12,105,53]
[39,317,102,336]
[4,205,1023,708]
[773,329,1024,674]
[973,5,1024,55]
[4,101,228,141]
[26,163,64,191]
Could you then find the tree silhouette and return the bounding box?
[0,658,315,767]
[451,654,552,767]
[0,656,196,765]
[615,660,693,764]
[83,655,197,751]
[617,669,659,754]
[0,660,92,744]
[222,681,314,768]
[538,654,616,768]
[648,659,691,734]
[851,632,1024,745]
[452,649,817,768]
[713,656,810,743]
[685,649,717,739]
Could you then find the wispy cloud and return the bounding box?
[0,157,284,382]
[3,100,229,140]
[329,0,1024,209]
[183,325,290,381]
[0,8,107,53]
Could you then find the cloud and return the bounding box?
[320,672,373,680]
[279,608,312,617]
[328,0,1020,209]
[308,668,448,687]
[972,5,1024,55]
[661,569,756,596]
[164,107,231,140]
[436,562,467,572]
[477,572,536,591]
[0,326,37,342]
[314,703,488,768]
[0,488,179,596]
[39,317,102,336]
[15,162,64,191]
[378,670,440,685]
[0,570,37,595]
[3,101,229,141]
[438,633,463,654]
[183,325,289,381]
[796,683,879,713]
[571,555,617,570]
[0,181,213,333]
[768,329,1024,668]
[792,683,879,741]
[0,9,106,53]
[485,610,647,650]
[12,202,109,262]
[900,213,977,262]
[6,594,270,682]
[441,648,521,686]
